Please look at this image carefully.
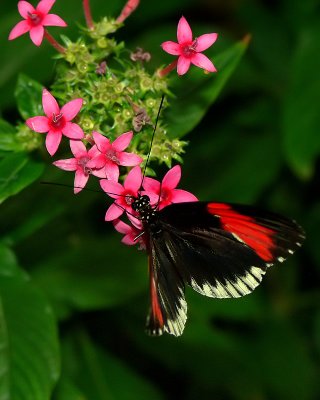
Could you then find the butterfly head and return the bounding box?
[132,194,158,223]
[132,194,151,212]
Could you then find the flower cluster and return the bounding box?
[10,0,216,249]
[102,165,198,249]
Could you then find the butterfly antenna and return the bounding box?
[141,95,165,189]
[40,181,132,199]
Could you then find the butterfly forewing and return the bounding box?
[155,202,304,300]
[144,201,304,336]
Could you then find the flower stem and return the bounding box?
[44,30,66,54]
[116,0,140,23]
[83,0,94,30]
[157,60,178,78]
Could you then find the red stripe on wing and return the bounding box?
[149,259,164,329]
[207,203,275,262]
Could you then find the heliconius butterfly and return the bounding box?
[130,195,305,336]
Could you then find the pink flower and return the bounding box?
[143,165,198,210]
[113,219,146,250]
[26,89,84,156]
[9,0,67,46]
[100,166,142,221]
[53,140,102,194]
[161,16,218,75]
[87,131,143,182]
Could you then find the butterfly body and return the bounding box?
[132,196,305,337]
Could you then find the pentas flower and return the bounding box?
[113,219,146,250]
[87,131,143,182]
[9,0,67,46]
[161,16,217,75]
[142,165,198,210]
[26,89,84,156]
[53,140,102,194]
[100,166,142,221]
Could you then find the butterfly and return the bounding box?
[131,195,305,336]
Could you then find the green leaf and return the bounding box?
[191,130,282,203]
[1,200,65,246]
[62,329,163,400]
[15,74,43,120]
[31,234,146,318]
[283,21,320,179]
[165,37,249,139]
[53,379,86,400]
[0,119,24,152]
[0,153,44,204]
[0,244,60,400]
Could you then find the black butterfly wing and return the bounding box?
[146,232,187,336]
[156,201,305,300]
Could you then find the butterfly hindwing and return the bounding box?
[146,233,187,336]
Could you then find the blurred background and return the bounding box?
[1,0,320,399]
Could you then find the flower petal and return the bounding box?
[177,56,191,75]
[171,189,198,203]
[105,161,119,182]
[42,88,60,117]
[8,20,30,40]
[128,213,142,229]
[191,53,217,72]
[145,192,159,206]
[162,165,181,190]
[196,33,218,52]
[113,219,131,234]
[42,13,67,27]
[62,122,84,139]
[91,167,107,179]
[92,131,110,153]
[29,25,44,46]
[142,177,160,194]
[18,1,35,18]
[100,179,123,199]
[161,41,181,55]
[87,144,100,158]
[112,131,133,152]
[26,116,49,133]
[45,130,61,156]
[36,0,55,14]
[117,152,143,167]
[70,139,86,157]
[60,98,83,121]
[105,203,124,221]
[87,154,106,169]
[74,169,89,194]
[121,234,136,246]
[177,16,192,44]
[124,166,142,192]
[53,158,78,171]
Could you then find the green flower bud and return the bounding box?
[77,63,88,74]
[97,38,108,48]
[146,98,156,108]
[81,118,94,130]
[140,78,153,91]
[17,126,42,151]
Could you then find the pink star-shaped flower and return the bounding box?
[142,165,198,210]
[8,0,67,46]
[113,219,146,250]
[87,131,143,182]
[26,89,84,156]
[53,140,102,194]
[100,166,142,221]
[161,16,218,75]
